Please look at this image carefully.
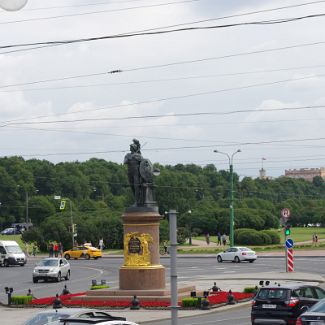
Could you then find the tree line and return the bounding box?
[0,156,324,250]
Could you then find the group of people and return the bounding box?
[205,232,227,246]
[48,242,63,257]
[217,232,228,246]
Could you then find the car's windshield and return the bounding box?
[23,312,69,325]
[257,288,289,299]
[5,245,23,254]
[38,259,59,267]
[308,299,325,312]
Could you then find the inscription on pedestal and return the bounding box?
[128,237,142,254]
[124,232,153,266]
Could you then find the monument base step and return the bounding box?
[71,285,196,303]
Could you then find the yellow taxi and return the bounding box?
[63,245,102,260]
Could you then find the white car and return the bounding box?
[217,246,257,263]
[33,257,70,283]
[22,308,126,325]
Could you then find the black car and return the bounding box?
[296,298,325,325]
[251,283,325,325]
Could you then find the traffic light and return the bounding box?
[72,224,77,233]
[59,200,66,210]
[285,224,291,236]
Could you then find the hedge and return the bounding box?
[182,297,201,308]
[234,228,280,246]
[90,285,110,290]
[11,296,32,305]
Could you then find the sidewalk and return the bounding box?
[2,271,324,325]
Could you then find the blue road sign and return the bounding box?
[285,239,294,249]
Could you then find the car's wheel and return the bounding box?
[217,255,223,263]
[56,272,61,282]
[3,259,9,267]
[234,256,241,263]
[249,260,254,263]
[33,278,38,283]
[64,254,70,260]
[65,271,70,281]
[85,254,90,260]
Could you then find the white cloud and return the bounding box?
[1,0,325,175]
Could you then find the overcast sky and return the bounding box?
[1,0,325,178]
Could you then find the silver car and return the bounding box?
[22,309,127,325]
[33,257,70,283]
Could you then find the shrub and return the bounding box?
[236,229,264,245]
[243,287,258,294]
[235,228,280,246]
[262,230,280,244]
[11,296,32,305]
[182,297,201,308]
[259,232,272,245]
[90,285,109,290]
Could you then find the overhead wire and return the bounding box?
[5,136,325,158]
[2,63,325,94]
[1,72,324,127]
[2,39,325,89]
[0,0,204,25]
[2,13,325,53]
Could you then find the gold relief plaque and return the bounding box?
[124,232,153,266]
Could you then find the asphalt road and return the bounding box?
[144,305,252,325]
[0,256,324,303]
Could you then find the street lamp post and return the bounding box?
[188,210,192,245]
[213,149,241,247]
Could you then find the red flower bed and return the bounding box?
[32,292,86,305]
[208,291,253,305]
[31,291,253,308]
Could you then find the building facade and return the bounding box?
[284,168,325,182]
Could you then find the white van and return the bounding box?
[0,240,26,266]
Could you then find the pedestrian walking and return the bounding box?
[163,240,168,254]
[25,242,29,257]
[99,238,104,251]
[59,242,63,257]
[32,244,37,257]
[217,232,221,246]
[205,233,210,245]
[222,233,227,246]
[49,243,54,257]
[54,243,59,257]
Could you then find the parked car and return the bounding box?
[296,298,325,324]
[217,246,257,263]
[0,227,20,235]
[63,246,102,260]
[251,283,325,324]
[22,308,126,325]
[33,257,70,283]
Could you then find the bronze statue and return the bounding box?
[124,139,158,209]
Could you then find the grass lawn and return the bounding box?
[0,234,25,248]
[194,227,325,245]
[278,227,325,244]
